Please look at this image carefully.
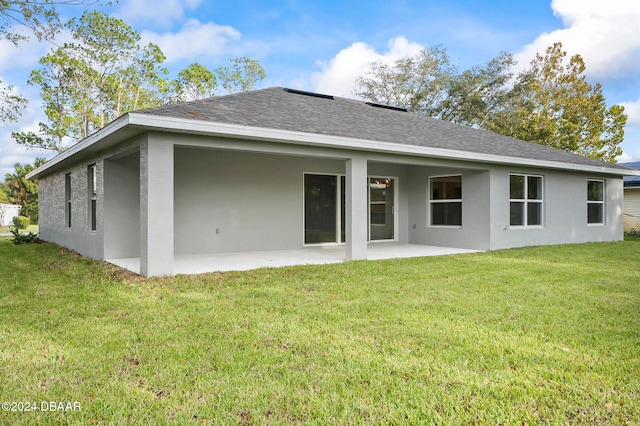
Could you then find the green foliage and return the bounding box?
[0,79,27,123]
[355,47,514,127]
[8,227,39,244]
[216,57,266,94]
[486,42,626,162]
[16,10,266,152]
[12,215,30,229]
[0,184,8,203]
[4,158,45,223]
[170,62,217,102]
[0,1,112,125]
[355,42,626,162]
[14,10,168,152]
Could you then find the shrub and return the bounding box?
[9,227,40,244]
[12,216,30,229]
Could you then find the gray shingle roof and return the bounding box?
[137,87,628,171]
[619,162,640,185]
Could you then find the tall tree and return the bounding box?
[0,1,111,124]
[216,57,266,94]
[171,62,217,102]
[355,43,626,162]
[13,11,168,152]
[4,158,46,222]
[486,42,626,162]
[354,46,454,115]
[354,48,514,127]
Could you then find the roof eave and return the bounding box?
[27,113,636,179]
[127,114,634,176]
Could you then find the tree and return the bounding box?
[0,1,111,124]
[0,80,27,123]
[486,43,626,162]
[13,11,168,152]
[170,62,217,102]
[4,158,46,223]
[354,46,454,115]
[354,43,627,162]
[216,57,266,94]
[354,48,514,127]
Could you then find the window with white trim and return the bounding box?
[587,179,604,224]
[510,174,543,227]
[429,175,462,226]
[88,164,97,231]
[65,173,71,228]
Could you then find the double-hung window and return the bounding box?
[88,164,97,231]
[587,179,605,224]
[429,175,462,226]
[510,174,543,227]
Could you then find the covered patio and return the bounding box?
[107,243,481,275]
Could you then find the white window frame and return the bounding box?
[509,173,544,228]
[587,179,605,226]
[428,174,462,228]
[368,175,399,242]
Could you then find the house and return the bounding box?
[619,162,640,232]
[0,204,22,227]
[26,87,638,277]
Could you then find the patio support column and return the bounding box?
[345,156,368,260]
[140,134,174,277]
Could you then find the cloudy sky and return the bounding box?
[1,0,640,177]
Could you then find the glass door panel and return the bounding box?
[369,177,395,240]
[305,174,338,244]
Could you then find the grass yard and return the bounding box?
[0,224,39,234]
[0,238,638,425]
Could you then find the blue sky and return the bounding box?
[2,0,640,176]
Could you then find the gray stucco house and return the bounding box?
[27,87,637,276]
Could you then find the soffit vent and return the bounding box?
[283,87,334,100]
[365,102,408,112]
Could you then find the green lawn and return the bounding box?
[0,238,638,425]
[0,224,39,234]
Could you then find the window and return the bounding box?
[587,179,605,224]
[65,173,71,228]
[510,174,543,227]
[88,164,97,231]
[429,175,462,226]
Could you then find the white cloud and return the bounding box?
[306,36,424,98]
[140,19,243,63]
[115,0,204,28]
[621,97,640,125]
[514,0,640,79]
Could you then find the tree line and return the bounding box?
[354,43,626,163]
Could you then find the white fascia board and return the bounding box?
[26,114,131,180]
[27,112,640,179]
[128,114,638,176]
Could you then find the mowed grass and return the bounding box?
[0,238,638,425]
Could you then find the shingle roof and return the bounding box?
[137,87,629,171]
[619,162,640,185]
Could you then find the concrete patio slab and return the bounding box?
[107,243,481,276]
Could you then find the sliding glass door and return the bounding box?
[304,174,345,244]
[304,174,396,244]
